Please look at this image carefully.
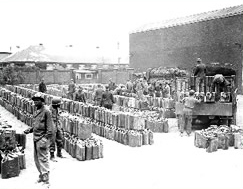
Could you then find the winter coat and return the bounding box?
[101,91,115,106]
[39,82,47,93]
[29,105,54,142]
[194,63,206,78]
[73,91,86,103]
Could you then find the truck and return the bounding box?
[175,65,237,129]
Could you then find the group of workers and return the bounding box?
[37,57,233,142]
[27,56,235,187]
[193,58,231,100]
[180,58,233,137]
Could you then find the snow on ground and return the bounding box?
[0,100,243,189]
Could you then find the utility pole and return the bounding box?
[117,42,120,64]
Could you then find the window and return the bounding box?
[76,73,82,80]
[85,74,93,79]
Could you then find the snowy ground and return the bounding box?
[0,96,243,189]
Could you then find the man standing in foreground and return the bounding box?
[181,90,201,137]
[24,93,53,186]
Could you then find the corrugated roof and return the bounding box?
[131,4,243,34]
[0,45,53,62]
[74,70,97,73]
[0,45,128,64]
[0,52,11,61]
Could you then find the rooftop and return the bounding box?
[131,4,243,34]
[0,45,128,65]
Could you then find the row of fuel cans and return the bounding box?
[63,133,103,161]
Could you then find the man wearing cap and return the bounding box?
[49,97,65,162]
[39,78,47,93]
[194,58,206,92]
[101,86,115,110]
[68,79,76,100]
[24,93,54,186]
[181,90,201,136]
[210,74,231,101]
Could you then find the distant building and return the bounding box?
[130,4,243,92]
[0,52,11,68]
[0,44,129,70]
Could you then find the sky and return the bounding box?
[0,0,242,61]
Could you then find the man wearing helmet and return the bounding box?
[180,90,201,136]
[49,97,65,162]
[24,93,54,186]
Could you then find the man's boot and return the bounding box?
[57,149,65,158]
[42,172,50,188]
[50,152,57,162]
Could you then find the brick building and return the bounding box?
[129,5,243,93]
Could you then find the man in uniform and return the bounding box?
[194,58,206,92]
[39,78,47,93]
[68,79,76,100]
[181,90,201,137]
[126,79,133,93]
[73,87,86,103]
[210,74,231,101]
[108,78,116,91]
[49,97,65,162]
[101,86,115,110]
[94,84,104,106]
[24,93,54,186]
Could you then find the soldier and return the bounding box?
[93,84,104,106]
[73,87,86,103]
[101,86,115,110]
[108,78,116,91]
[136,78,144,99]
[181,90,201,137]
[49,97,65,162]
[126,79,133,93]
[194,58,206,92]
[39,78,47,93]
[210,74,231,101]
[67,79,76,100]
[24,93,54,186]
[163,82,171,98]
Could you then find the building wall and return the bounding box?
[130,14,243,92]
[22,70,72,85]
[99,69,134,84]
[21,68,134,85]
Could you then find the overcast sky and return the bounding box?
[0,0,242,56]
